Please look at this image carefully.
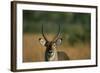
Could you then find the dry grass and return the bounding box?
[23,34,91,62]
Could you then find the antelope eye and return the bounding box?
[52,43,56,48]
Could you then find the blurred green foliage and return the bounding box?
[23,10,91,45]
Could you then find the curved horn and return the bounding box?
[52,24,61,42]
[42,24,48,41]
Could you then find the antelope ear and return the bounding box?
[39,38,46,46]
[55,38,62,46]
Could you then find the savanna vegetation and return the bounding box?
[23,10,91,62]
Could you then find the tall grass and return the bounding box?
[23,34,90,62]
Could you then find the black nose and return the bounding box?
[49,50,52,53]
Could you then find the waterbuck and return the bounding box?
[39,24,69,61]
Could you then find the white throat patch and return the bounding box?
[48,48,58,61]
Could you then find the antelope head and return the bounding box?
[39,24,62,61]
